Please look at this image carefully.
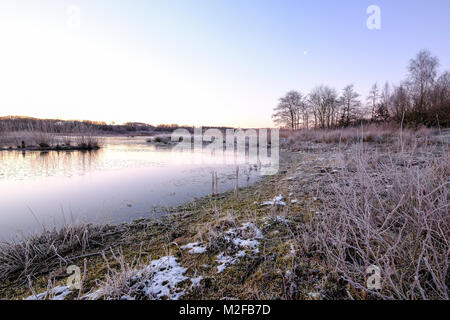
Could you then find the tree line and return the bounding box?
[0,116,233,135]
[272,50,450,129]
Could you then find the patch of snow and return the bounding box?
[25,286,72,300]
[290,243,296,255]
[235,250,247,258]
[261,195,286,206]
[190,276,204,289]
[215,222,264,272]
[232,238,260,252]
[291,199,298,203]
[239,222,263,239]
[189,246,206,254]
[89,255,190,300]
[223,223,263,253]
[180,242,200,249]
[180,242,207,254]
[274,195,283,202]
[273,216,289,223]
[216,253,237,273]
[143,256,188,300]
[307,292,321,300]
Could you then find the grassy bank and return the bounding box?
[1,129,448,300]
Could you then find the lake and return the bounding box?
[0,136,261,239]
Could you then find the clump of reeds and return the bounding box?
[0,222,105,281]
[1,121,103,149]
[87,248,154,300]
[25,122,57,147]
[73,123,102,149]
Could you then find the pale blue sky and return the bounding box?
[0,0,449,127]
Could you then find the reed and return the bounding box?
[0,221,105,281]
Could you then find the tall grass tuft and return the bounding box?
[73,123,102,149]
[87,248,154,300]
[0,222,105,281]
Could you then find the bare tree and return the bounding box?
[299,101,311,130]
[408,50,439,122]
[308,86,339,129]
[390,84,410,122]
[429,71,450,126]
[272,50,448,129]
[367,83,380,120]
[339,84,361,127]
[373,82,391,122]
[380,82,391,107]
[272,91,304,130]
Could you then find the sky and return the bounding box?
[0,0,449,128]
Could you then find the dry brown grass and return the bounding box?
[86,248,154,300]
[305,142,449,299]
[284,124,439,147]
[0,222,105,282]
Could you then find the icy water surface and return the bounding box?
[0,137,260,239]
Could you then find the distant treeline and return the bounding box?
[273,50,450,130]
[0,116,154,133]
[0,116,236,135]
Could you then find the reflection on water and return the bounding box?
[0,149,101,180]
[0,137,260,239]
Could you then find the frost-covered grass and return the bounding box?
[311,143,449,299]
[25,286,72,301]
[87,250,199,300]
[260,195,286,206]
[284,124,438,146]
[0,221,105,281]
